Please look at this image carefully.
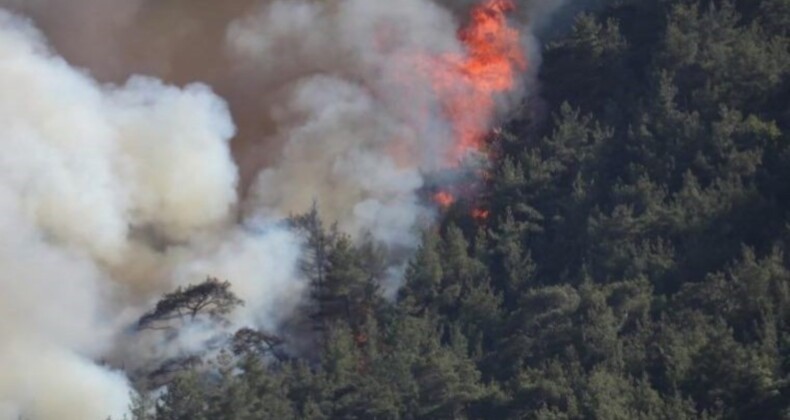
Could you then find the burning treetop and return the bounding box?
[431,0,527,162]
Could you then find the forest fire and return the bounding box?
[0,0,544,415]
[428,0,525,214]
[433,191,457,209]
[432,0,527,162]
[471,208,490,221]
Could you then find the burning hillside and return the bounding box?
[409,0,527,215]
[0,0,542,418]
[428,0,527,162]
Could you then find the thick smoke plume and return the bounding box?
[0,0,568,418]
[0,10,302,419]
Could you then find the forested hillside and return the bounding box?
[132,0,790,418]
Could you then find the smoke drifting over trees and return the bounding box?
[4,0,785,419]
[0,0,555,418]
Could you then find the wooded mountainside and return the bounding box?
[129,0,790,418]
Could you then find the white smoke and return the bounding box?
[246,74,431,248]
[0,0,557,418]
[231,0,476,249]
[0,11,305,419]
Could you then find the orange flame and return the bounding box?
[387,0,525,213]
[425,0,526,214]
[471,208,490,221]
[433,191,456,208]
[431,0,526,162]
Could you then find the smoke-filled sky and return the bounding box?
[0,0,566,418]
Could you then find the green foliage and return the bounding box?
[137,277,244,331]
[140,0,790,418]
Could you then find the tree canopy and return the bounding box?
[129,0,790,418]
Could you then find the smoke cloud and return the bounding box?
[0,0,570,418]
[0,10,304,419]
[232,0,457,247]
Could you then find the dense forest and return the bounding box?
[129,0,790,418]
